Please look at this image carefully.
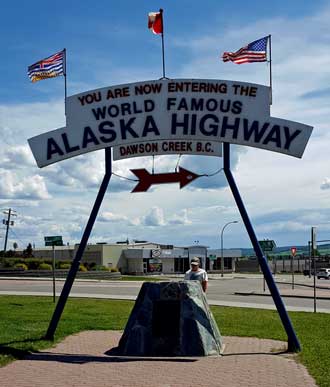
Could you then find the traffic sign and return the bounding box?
[259,240,276,252]
[44,236,63,246]
[291,247,297,256]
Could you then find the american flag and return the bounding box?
[28,50,65,83]
[222,36,268,64]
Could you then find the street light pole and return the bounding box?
[221,221,238,277]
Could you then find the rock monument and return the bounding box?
[116,281,223,356]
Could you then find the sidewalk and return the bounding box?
[0,331,317,387]
[236,281,330,300]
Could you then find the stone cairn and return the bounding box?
[115,281,223,356]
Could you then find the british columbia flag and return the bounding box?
[28,50,65,82]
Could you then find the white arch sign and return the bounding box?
[28,79,313,167]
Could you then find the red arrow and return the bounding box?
[130,167,200,193]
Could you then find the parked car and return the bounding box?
[317,268,330,280]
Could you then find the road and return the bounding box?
[1,274,330,313]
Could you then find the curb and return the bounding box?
[235,291,330,300]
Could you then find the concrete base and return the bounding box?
[115,281,223,356]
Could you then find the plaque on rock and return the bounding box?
[113,281,223,356]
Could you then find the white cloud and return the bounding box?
[257,220,309,234]
[0,169,50,199]
[3,145,35,168]
[141,207,192,227]
[51,153,105,188]
[0,101,65,138]
[21,175,50,199]
[143,206,166,226]
[0,199,40,207]
[98,211,140,226]
[320,178,330,190]
[168,209,192,225]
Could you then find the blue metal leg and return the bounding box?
[45,148,112,339]
[223,142,301,352]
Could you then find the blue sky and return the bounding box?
[1,0,330,251]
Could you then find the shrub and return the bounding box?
[2,250,16,258]
[25,258,44,270]
[38,263,52,270]
[56,260,72,269]
[92,265,110,271]
[23,243,33,258]
[110,268,119,272]
[14,263,28,271]
[84,262,96,271]
[3,258,24,268]
[3,259,12,268]
[59,260,72,265]
[79,264,88,272]
[59,263,71,270]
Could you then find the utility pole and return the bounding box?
[2,208,17,252]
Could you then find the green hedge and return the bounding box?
[38,263,52,270]
[91,265,110,271]
[14,263,28,271]
[2,259,110,272]
[59,263,71,270]
[3,258,66,270]
[79,264,88,272]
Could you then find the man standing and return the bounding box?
[184,257,208,292]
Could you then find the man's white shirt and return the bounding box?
[184,268,208,283]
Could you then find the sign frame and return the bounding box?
[259,240,276,252]
[44,236,63,247]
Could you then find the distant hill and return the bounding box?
[239,243,330,257]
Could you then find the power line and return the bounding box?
[111,172,138,182]
[9,227,25,248]
[198,167,224,177]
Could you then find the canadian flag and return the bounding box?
[148,11,163,34]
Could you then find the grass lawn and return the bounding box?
[0,296,329,387]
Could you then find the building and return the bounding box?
[19,245,75,261]
[19,241,242,274]
[208,249,242,272]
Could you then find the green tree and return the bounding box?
[23,243,33,258]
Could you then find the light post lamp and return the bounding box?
[221,221,238,277]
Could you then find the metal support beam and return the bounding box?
[223,142,301,352]
[45,148,112,340]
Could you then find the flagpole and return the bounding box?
[160,9,166,78]
[63,48,67,116]
[268,35,272,105]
